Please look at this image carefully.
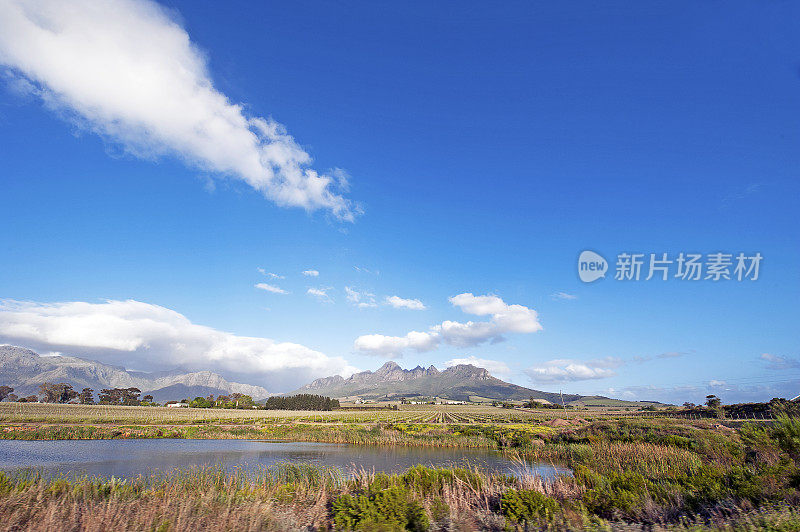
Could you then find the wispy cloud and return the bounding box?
[550,292,577,301]
[0,299,353,390]
[345,287,377,308]
[761,353,800,370]
[354,293,542,357]
[307,287,333,303]
[354,266,379,276]
[302,270,320,277]
[0,0,357,220]
[384,296,426,310]
[255,283,288,295]
[258,268,284,280]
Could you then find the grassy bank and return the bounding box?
[2,415,800,529]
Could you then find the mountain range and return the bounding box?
[0,345,270,401]
[292,361,581,403]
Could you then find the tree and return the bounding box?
[142,394,154,404]
[706,394,723,418]
[38,382,78,403]
[121,388,141,406]
[0,385,14,402]
[6,393,18,402]
[705,395,721,408]
[79,388,95,405]
[190,396,214,408]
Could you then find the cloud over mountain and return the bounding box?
[0,299,353,391]
[354,293,542,357]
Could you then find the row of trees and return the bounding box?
[264,394,339,411]
[0,383,154,405]
[187,393,256,409]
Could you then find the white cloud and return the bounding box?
[384,296,426,310]
[760,353,800,370]
[353,331,439,359]
[0,299,351,390]
[551,292,577,301]
[345,287,377,309]
[307,287,332,303]
[445,356,511,378]
[354,293,542,357]
[302,270,320,277]
[0,0,356,220]
[525,357,622,383]
[709,380,727,387]
[255,283,288,295]
[258,269,284,280]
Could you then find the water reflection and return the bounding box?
[0,439,570,480]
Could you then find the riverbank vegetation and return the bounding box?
[1,403,800,529]
[1,413,800,531]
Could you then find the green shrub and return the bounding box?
[774,415,800,459]
[500,489,561,526]
[400,465,481,493]
[333,485,429,531]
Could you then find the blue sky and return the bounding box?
[0,0,798,402]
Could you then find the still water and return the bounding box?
[0,439,570,479]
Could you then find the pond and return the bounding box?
[0,439,571,480]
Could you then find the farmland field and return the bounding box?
[0,402,724,427]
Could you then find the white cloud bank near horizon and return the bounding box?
[525,357,623,383]
[0,299,357,391]
[0,0,356,220]
[353,293,543,357]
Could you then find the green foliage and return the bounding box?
[500,489,561,526]
[400,464,482,493]
[773,414,800,459]
[264,394,339,411]
[333,485,429,531]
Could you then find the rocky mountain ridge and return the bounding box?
[0,345,269,400]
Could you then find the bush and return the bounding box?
[333,485,429,531]
[500,489,561,526]
[774,414,800,459]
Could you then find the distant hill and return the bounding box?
[0,345,270,400]
[292,361,581,403]
[567,395,669,408]
[146,384,230,403]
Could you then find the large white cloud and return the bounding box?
[354,293,542,357]
[0,299,355,390]
[0,0,356,220]
[353,331,439,358]
[525,357,622,383]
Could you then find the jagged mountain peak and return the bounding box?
[293,360,580,403]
